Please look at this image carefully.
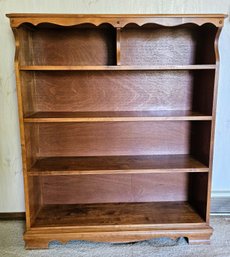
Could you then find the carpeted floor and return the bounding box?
[0,216,230,257]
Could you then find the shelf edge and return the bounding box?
[19,65,217,71]
[28,168,209,176]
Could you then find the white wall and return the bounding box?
[0,0,230,212]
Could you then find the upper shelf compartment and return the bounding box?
[120,23,218,66]
[18,23,116,66]
[11,14,225,67]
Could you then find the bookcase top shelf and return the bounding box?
[20,65,216,71]
[6,13,227,28]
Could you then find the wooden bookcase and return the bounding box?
[7,14,226,249]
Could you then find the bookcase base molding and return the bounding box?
[6,13,226,249]
[24,225,213,249]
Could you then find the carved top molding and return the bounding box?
[6,14,227,28]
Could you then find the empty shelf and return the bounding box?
[32,201,205,228]
[29,155,209,176]
[24,111,212,122]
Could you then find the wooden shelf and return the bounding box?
[24,111,212,123]
[20,65,216,71]
[29,155,209,176]
[32,201,205,228]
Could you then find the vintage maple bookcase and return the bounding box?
[7,14,226,249]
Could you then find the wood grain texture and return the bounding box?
[27,71,195,113]
[21,70,215,114]
[192,70,215,115]
[28,155,209,176]
[116,28,121,65]
[189,173,208,220]
[20,71,37,117]
[7,14,227,17]
[36,121,191,156]
[19,25,116,66]
[24,124,39,169]
[6,14,227,28]
[16,22,217,67]
[190,121,212,166]
[7,13,225,248]
[18,28,34,66]
[28,176,42,226]
[42,173,189,204]
[20,65,216,70]
[120,24,217,65]
[32,202,205,228]
[12,28,32,229]
[206,27,223,223]
[23,224,213,249]
[24,111,212,122]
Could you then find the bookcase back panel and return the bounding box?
[19,25,116,66]
[36,122,191,157]
[35,70,193,112]
[22,70,201,114]
[120,24,217,65]
[42,173,189,204]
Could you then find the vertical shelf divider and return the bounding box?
[116,27,121,66]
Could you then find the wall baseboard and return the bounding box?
[0,197,229,220]
[211,190,230,198]
[211,197,230,214]
[211,191,230,213]
[0,212,25,220]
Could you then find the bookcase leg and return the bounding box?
[25,239,50,249]
[187,236,211,245]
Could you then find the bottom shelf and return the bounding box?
[32,201,205,228]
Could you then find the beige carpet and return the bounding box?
[0,216,230,257]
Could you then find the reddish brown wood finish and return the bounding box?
[7,13,226,249]
[20,70,215,115]
[7,13,227,28]
[24,225,213,249]
[24,110,212,123]
[29,154,208,176]
[20,65,216,70]
[33,202,205,228]
[19,25,116,66]
[120,24,217,65]
[33,121,191,156]
[41,173,189,204]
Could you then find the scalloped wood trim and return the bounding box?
[6,15,226,28]
[24,224,213,249]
